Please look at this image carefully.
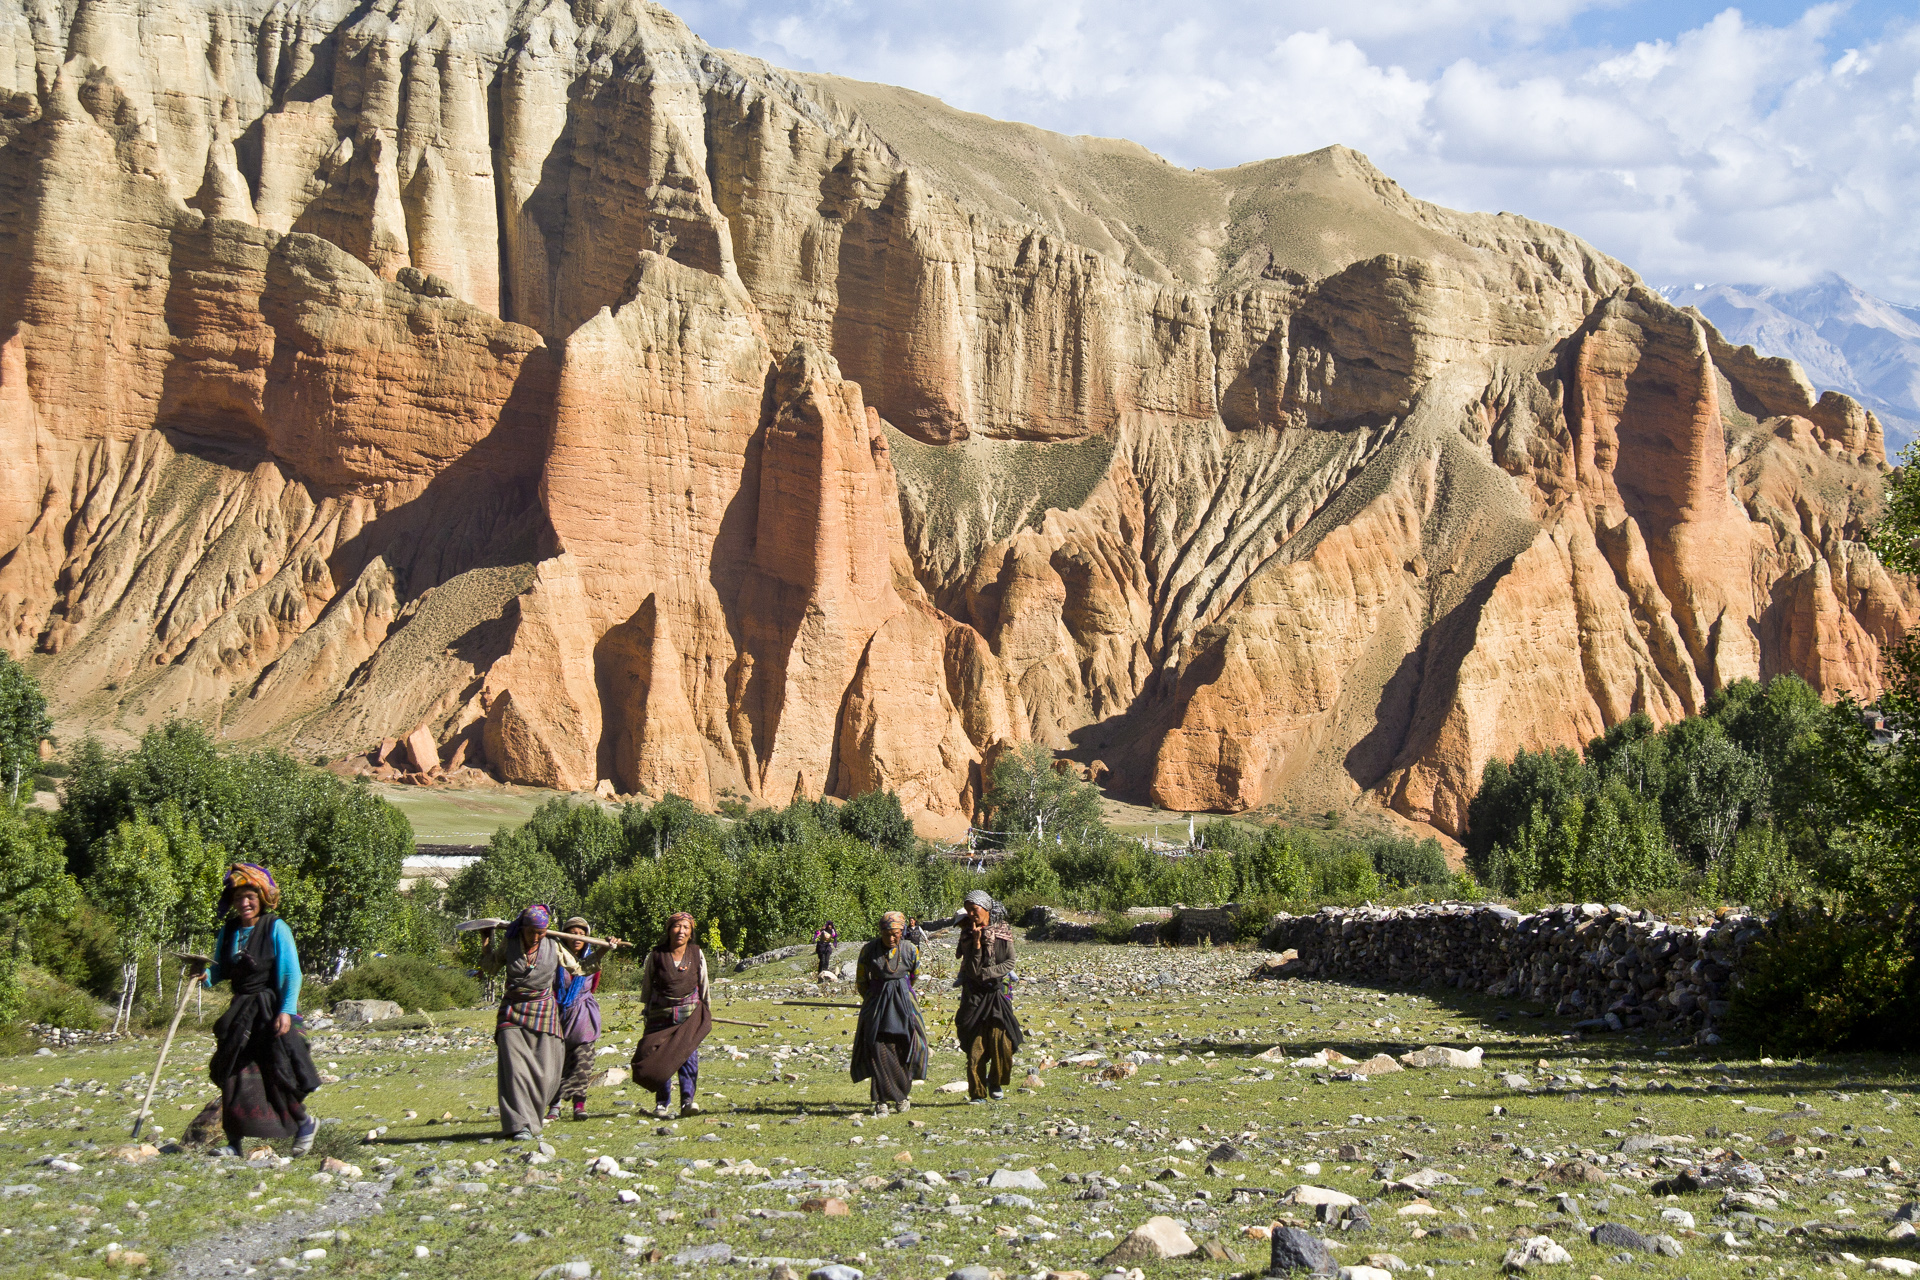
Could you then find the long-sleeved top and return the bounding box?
[204,918,302,1017]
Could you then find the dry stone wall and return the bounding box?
[1261,901,1766,1042]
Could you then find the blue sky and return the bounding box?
[670,1,1920,302]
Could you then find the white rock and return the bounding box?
[1870,1261,1920,1277]
[1660,1209,1695,1230]
[1342,1267,1395,1280]
[1396,1203,1440,1217]
[299,1249,327,1262]
[937,1081,971,1094]
[990,1168,1047,1191]
[1287,1185,1360,1207]
[1298,1162,1322,1175]
[413,1246,430,1260]
[1103,1215,1197,1261]
[617,1190,642,1204]
[1502,1236,1573,1270]
[1889,1223,1917,1242]
[1398,1046,1484,1070]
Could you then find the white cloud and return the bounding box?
[673,0,1920,301]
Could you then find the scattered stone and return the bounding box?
[672,1243,733,1265]
[988,1168,1046,1191]
[1270,1226,1337,1275]
[102,1143,160,1164]
[1288,1184,1360,1207]
[1590,1224,1652,1253]
[1871,1261,1920,1278]
[799,1198,850,1215]
[1659,1208,1694,1230]
[991,1194,1035,1208]
[1399,1046,1485,1070]
[937,1081,970,1094]
[1101,1216,1198,1263]
[1501,1236,1573,1271]
[331,999,405,1025]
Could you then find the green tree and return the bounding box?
[57,723,407,973]
[86,817,178,1032]
[0,655,49,806]
[983,742,1104,843]
[0,805,78,1019]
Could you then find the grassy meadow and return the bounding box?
[1,941,1916,1280]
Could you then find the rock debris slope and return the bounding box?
[0,0,1906,832]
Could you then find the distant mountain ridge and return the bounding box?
[1663,277,1920,453]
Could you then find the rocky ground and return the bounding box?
[0,942,1915,1280]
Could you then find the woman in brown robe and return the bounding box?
[955,889,1023,1102]
[477,904,581,1139]
[631,911,711,1118]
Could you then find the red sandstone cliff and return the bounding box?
[0,0,1906,835]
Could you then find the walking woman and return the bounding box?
[812,921,838,978]
[477,905,582,1139]
[851,911,928,1116]
[549,916,620,1122]
[200,864,322,1156]
[955,889,1023,1102]
[632,912,711,1118]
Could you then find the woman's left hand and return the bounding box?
[275,1013,292,1036]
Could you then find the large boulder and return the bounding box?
[331,999,405,1025]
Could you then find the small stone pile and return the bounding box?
[1261,901,1767,1039]
[29,1024,121,1048]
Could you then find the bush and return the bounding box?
[1305,847,1379,900]
[324,955,480,1013]
[21,972,101,1030]
[1726,902,1920,1051]
[988,843,1063,908]
[22,901,118,996]
[1714,825,1803,907]
[1369,837,1451,889]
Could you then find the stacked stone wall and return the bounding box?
[1261,901,1766,1040]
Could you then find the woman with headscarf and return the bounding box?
[548,915,621,1123]
[631,912,711,1118]
[476,904,582,1140]
[955,889,1023,1102]
[851,911,928,1116]
[200,864,323,1156]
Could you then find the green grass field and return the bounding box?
[369,785,583,846]
[3,942,1916,1279]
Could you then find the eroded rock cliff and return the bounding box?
[0,0,1905,835]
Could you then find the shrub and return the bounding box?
[1726,902,1920,1051]
[22,973,101,1030]
[1714,825,1803,907]
[989,843,1063,908]
[1369,837,1451,888]
[325,955,480,1013]
[1305,847,1379,900]
[23,903,119,996]
[1235,831,1311,900]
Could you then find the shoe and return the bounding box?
[653,1103,671,1119]
[967,1096,985,1105]
[873,1103,890,1118]
[291,1116,318,1156]
[989,1089,1006,1101]
[572,1101,587,1121]
[211,1144,241,1159]
[898,1099,911,1113]
[680,1101,702,1117]
[545,1106,561,1122]
[510,1128,535,1141]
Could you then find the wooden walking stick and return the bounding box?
[131,953,209,1141]
[712,1017,771,1029]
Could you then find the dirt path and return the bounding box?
[166,1172,395,1277]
